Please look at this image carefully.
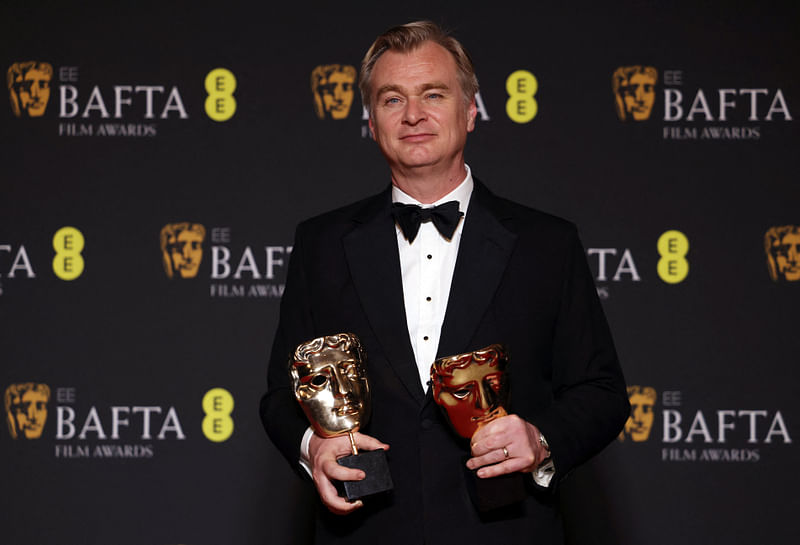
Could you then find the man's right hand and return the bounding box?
[308,432,390,515]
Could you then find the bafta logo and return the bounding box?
[7,61,53,118]
[160,222,206,279]
[5,383,50,439]
[619,385,656,442]
[612,66,657,121]
[311,64,357,120]
[765,226,800,282]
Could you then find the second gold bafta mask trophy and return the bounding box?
[290,333,393,501]
[431,344,526,511]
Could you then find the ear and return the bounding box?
[367,114,376,140]
[466,96,477,132]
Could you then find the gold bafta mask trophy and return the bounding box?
[290,333,392,500]
[431,344,525,511]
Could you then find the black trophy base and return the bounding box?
[334,449,393,501]
[463,459,527,512]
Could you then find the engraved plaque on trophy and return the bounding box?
[431,344,526,511]
[290,332,393,501]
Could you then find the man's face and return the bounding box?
[368,41,477,177]
[292,344,370,437]
[625,393,655,441]
[320,71,354,119]
[15,68,51,117]
[619,72,656,120]
[170,230,203,278]
[432,358,508,439]
[772,231,800,281]
[11,390,48,439]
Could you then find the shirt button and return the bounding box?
[427,254,432,259]
[426,296,431,302]
[423,336,429,341]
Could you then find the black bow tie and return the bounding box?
[391,201,464,243]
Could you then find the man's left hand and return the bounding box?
[465,414,548,478]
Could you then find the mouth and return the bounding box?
[334,403,359,417]
[400,133,435,142]
[470,407,503,423]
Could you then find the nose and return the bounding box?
[331,367,352,397]
[789,244,800,263]
[403,97,426,125]
[474,384,490,411]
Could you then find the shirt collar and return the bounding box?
[391,164,474,216]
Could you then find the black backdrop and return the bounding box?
[2,2,797,544]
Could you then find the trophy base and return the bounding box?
[335,449,393,501]
[464,461,527,512]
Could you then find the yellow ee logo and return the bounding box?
[505,70,538,123]
[204,68,237,122]
[657,230,689,283]
[202,387,234,442]
[52,227,84,281]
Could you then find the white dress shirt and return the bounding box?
[392,166,473,390]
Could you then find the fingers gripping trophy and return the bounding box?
[431,344,526,511]
[290,333,393,501]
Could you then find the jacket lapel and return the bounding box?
[436,180,518,360]
[343,189,426,405]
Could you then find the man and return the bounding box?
[262,21,628,544]
[612,65,657,121]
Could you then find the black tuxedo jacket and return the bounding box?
[260,179,629,544]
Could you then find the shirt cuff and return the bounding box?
[298,426,314,477]
[533,458,555,487]
[532,431,555,488]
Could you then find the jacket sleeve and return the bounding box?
[533,225,630,485]
[259,223,316,471]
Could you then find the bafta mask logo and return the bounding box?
[311,64,357,120]
[290,333,370,437]
[5,383,50,439]
[612,66,657,121]
[765,225,800,282]
[160,222,206,279]
[619,385,656,442]
[7,61,53,118]
[431,344,510,439]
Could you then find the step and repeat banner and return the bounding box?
[1,3,797,545]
